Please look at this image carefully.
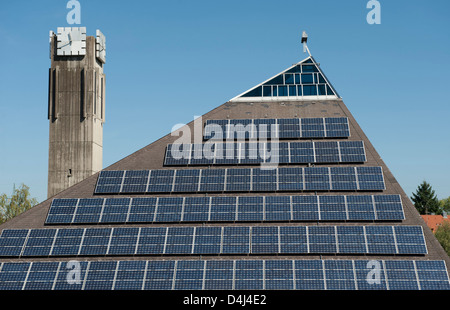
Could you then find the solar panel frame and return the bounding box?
[0,259,448,290]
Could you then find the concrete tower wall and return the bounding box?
[47,35,105,198]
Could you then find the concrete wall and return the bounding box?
[47,35,105,198]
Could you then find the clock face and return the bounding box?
[96,29,106,63]
[57,27,86,56]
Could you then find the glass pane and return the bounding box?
[302,64,318,73]
[265,75,283,85]
[303,85,317,96]
[242,86,262,97]
[297,85,303,96]
[295,74,301,84]
[301,74,314,84]
[285,74,294,84]
[263,86,272,97]
[278,85,288,96]
[289,85,297,96]
[318,84,326,95]
[326,85,335,96]
[319,74,326,83]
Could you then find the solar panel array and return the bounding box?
[0,259,448,290]
[203,117,350,140]
[164,141,366,166]
[94,166,385,194]
[0,225,427,257]
[45,194,405,225]
[2,101,449,292]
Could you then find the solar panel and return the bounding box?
[278,167,303,191]
[22,229,57,257]
[101,198,130,223]
[357,166,386,190]
[46,194,403,225]
[204,260,234,290]
[182,197,210,222]
[136,227,166,255]
[265,196,291,221]
[108,227,139,255]
[79,228,112,256]
[147,170,174,193]
[237,196,264,221]
[226,168,251,192]
[314,141,340,163]
[94,170,124,194]
[325,117,350,137]
[222,227,250,254]
[155,197,183,222]
[251,226,279,254]
[84,261,117,290]
[210,196,236,222]
[204,117,350,140]
[319,195,347,221]
[114,261,147,290]
[0,229,29,257]
[193,227,221,254]
[199,169,225,192]
[301,118,325,138]
[164,143,190,166]
[234,260,264,290]
[174,260,205,290]
[0,259,448,290]
[164,140,365,166]
[51,228,84,256]
[122,170,149,193]
[46,199,78,224]
[340,141,366,162]
[252,169,277,192]
[95,166,385,194]
[0,224,425,257]
[128,197,157,223]
[304,167,330,191]
[74,198,103,223]
[330,167,357,191]
[164,227,194,255]
[204,119,228,140]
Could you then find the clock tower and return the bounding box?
[47,27,106,198]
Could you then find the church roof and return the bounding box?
[0,45,449,292]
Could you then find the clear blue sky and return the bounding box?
[0,0,449,203]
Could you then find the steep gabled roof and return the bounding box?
[0,50,449,292]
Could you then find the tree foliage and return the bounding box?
[440,197,450,213]
[435,221,450,257]
[411,181,442,215]
[0,184,38,224]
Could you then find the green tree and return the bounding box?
[435,221,450,257]
[411,181,442,215]
[0,184,38,224]
[440,197,450,213]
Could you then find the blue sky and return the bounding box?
[0,0,449,203]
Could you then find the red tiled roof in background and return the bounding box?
[421,214,450,233]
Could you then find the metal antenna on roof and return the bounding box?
[301,31,311,56]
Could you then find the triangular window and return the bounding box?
[233,56,339,101]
